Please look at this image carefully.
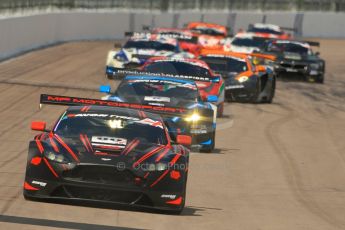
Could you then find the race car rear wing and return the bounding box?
[158,33,198,44]
[280,26,297,32]
[124,31,198,43]
[248,24,297,35]
[108,68,220,82]
[302,40,320,47]
[40,94,188,115]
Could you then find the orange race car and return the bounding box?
[199,49,276,103]
[185,22,229,49]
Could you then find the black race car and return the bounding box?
[261,40,325,83]
[24,94,191,214]
[100,74,217,152]
[199,51,276,103]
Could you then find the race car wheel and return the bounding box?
[166,174,187,215]
[106,73,113,79]
[217,102,224,117]
[316,75,324,84]
[200,131,215,153]
[251,80,261,103]
[266,77,276,104]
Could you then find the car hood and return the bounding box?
[37,133,172,167]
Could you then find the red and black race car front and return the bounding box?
[24,96,191,213]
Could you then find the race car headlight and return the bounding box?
[185,113,201,122]
[310,63,320,70]
[237,76,249,83]
[44,151,67,163]
[142,163,169,172]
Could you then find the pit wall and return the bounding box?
[1,11,344,60]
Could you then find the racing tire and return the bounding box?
[316,75,324,84]
[266,77,276,104]
[217,102,224,117]
[165,174,187,215]
[106,73,113,80]
[251,79,261,103]
[200,131,215,153]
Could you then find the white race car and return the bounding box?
[223,32,268,54]
[106,33,194,79]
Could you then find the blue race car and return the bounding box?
[100,75,218,152]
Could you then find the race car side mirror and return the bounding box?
[315,52,320,56]
[256,65,266,72]
[99,85,111,93]
[176,135,192,146]
[212,75,221,83]
[31,121,47,132]
[207,95,218,103]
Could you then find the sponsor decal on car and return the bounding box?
[161,194,177,199]
[144,96,171,103]
[91,136,128,146]
[32,180,47,187]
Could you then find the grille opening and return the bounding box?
[280,63,307,70]
[60,185,145,203]
[62,165,136,186]
[50,185,154,207]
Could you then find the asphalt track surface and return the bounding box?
[0,40,344,230]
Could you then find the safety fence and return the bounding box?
[0,0,345,12]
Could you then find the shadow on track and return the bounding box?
[24,197,211,217]
[0,214,141,230]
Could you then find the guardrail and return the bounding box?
[0,0,345,12]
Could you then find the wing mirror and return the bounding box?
[212,75,221,83]
[207,95,218,103]
[31,121,47,132]
[315,51,320,56]
[99,85,111,93]
[176,135,192,146]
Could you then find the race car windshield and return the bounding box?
[54,113,167,145]
[123,41,176,52]
[191,27,225,36]
[116,80,198,106]
[248,27,283,35]
[200,57,248,73]
[143,61,211,78]
[231,37,267,48]
[265,42,310,55]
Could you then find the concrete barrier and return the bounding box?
[303,12,345,38]
[1,11,345,61]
